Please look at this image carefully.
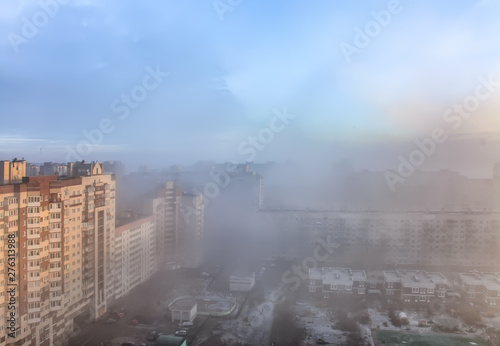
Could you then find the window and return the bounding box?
[387,282,393,288]
[412,287,419,293]
[331,284,337,290]
[419,296,426,302]
[428,288,434,294]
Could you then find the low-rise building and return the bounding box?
[383,270,448,304]
[229,272,256,292]
[309,267,367,298]
[459,272,500,307]
[170,301,197,323]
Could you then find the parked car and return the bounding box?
[179,321,194,329]
[175,329,188,336]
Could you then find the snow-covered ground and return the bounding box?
[217,288,281,345]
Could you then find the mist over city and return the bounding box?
[2,1,500,346]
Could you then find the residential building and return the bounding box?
[308,267,366,298]
[0,158,26,184]
[177,192,204,268]
[102,161,125,177]
[26,163,39,177]
[0,160,115,346]
[39,162,67,177]
[150,182,179,266]
[383,270,448,304]
[112,215,156,302]
[259,209,500,267]
[458,272,500,307]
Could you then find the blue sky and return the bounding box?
[1,0,500,172]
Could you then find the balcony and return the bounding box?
[49,276,62,283]
[27,243,42,250]
[27,232,40,239]
[49,285,62,292]
[27,316,41,324]
[49,304,62,312]
[27,295,41,303]
[50,294,62,301]
[28,264,40,271]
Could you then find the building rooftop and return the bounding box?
[384,270,447,288]
[309,267,366,285]
[230,272,255,282]
[460,272,500,291]
[170,300,197,311]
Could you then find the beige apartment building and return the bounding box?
[112,215,156,302]
[0,161,115,346]
[0,159,26,184]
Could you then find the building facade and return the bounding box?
[308,267,367,298]
[383,270,449,305]
[458,272,500,308]
[177,192,204,268]
[0,159,26,184]
[112,215,156,301]
[0,161,115,346]
[260,209,500,267]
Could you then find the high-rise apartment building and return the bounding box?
[112,215,156,302]
[177,192,204,268]
[0,160,115,346]
[0,159,26,185]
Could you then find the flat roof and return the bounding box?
[461,272,500,291]
[170,300,197,311]
[309,267,366,285]
[384,270,447,288]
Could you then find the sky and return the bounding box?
[1,0,500,173]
